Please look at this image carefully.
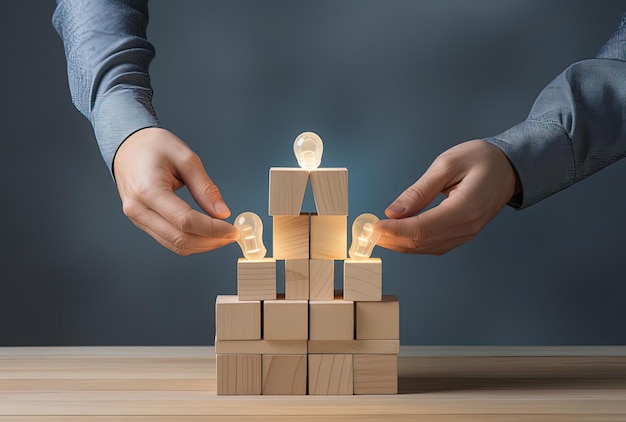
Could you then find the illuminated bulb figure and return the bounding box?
[349,213,381,260]
[234,212,267,260]
[293,132,323,169]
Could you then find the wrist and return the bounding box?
[94,89,160,177]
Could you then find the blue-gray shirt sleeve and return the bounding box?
[485,13,626,209]
[52,0,160,175]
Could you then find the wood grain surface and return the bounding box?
[1,346,625,421]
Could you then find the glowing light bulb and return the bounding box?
[293,132,323,169]
[349,213,381,260]
[234,212,267,260]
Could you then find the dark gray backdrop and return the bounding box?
[2,1,625,346]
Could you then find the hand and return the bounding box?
[375,140,520,255]
[113,128,239,255]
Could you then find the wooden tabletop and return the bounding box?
[1,346,625,421]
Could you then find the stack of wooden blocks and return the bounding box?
[215,155,400,395]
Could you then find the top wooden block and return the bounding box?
[269,168,309,216]
[310,168,348,215]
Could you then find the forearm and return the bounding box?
[52,0,160,174]
[486,14,626,209]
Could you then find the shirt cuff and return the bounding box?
[92,87,160,176]
[485,120,576,209]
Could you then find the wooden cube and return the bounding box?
[262,354,307,395]
[215,340,307,355]
[216,354,262,395]
[308,354,353,395]
[310,168,348,215]
[237,258,276,301]
[307,339,400,355]
[215,295,261,340]
[310,215,347,259]
[353,354,398,394]
[343,258,382,302]
[263,298,308,340]
[269,168,309,216]
[273,215,309,260]
[309,298,354,340]
[355,295,399,340]
[309,259,334,301]
[285,259,309,300]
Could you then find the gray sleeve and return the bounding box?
[52,0,160,175]
[485,13,626,209]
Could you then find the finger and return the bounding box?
[376,235,474,255]
[376,193,481,253]
[376,231,474,255]
[379,196,464,239]
[140,188,239,240]
[384,161,453,219]
[176,154,231,219]
[125,206,237,255]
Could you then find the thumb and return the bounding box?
[385,163,449,219]
[178,156,232,219]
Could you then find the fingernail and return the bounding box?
[215,200,230,215]
[387,202,406,215]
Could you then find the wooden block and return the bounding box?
[285,259,309,300]
[215,295,261,340]
[353,354,398,394]
[343,258,382,302]
[273,215,309,260]
[309,259,334,301]
[355,295,399,340]
[268,168,309,216]
[216,354,262,395]
[310,168,348,215]
[308,340,400,355]
[237,258,276,301]
[308,354,353,395]
[263,298,308,340]
[215,340,307,355]
[310,215,347,259]
[262,354,307,395]
[309,298,354,340]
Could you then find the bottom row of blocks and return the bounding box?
[217,353,397,395]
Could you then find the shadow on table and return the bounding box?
[398,377,626,394]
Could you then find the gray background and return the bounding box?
[2,1,625,346]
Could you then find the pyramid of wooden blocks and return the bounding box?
[215,133,399,395]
